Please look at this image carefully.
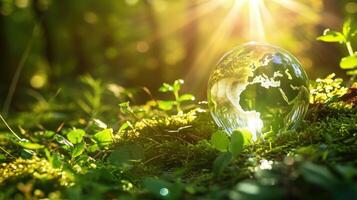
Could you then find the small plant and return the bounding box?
[317,18,357,76]
[158,79,195,113]
[78,75,104,117]
[210,129,252,176]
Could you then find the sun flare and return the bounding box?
[183,0,319,93]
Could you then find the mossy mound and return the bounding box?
[0,75,356,200]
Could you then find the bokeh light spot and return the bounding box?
[159,188,169,196]
[84,12,98,24]
[15,0,29,8]
[137,41,150,53]
[125,0,139,6]
[345,2,357,14]
[30,73,47,89]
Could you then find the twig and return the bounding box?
[0,146,16,159]
[143,153,167,165]
[0,112,23,141]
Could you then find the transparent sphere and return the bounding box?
[207,42,309,140]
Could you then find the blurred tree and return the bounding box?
[182,0,198,72]
[32,0,54,69]
[143,0,164,89]
[0,1,10,87]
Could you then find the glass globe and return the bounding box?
[207,42,309,140]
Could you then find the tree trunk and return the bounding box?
[0,1,10,103]
[32,0,54,67]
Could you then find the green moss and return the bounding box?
[0,157,73,199]
[0,75,356,199]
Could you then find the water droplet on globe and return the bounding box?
[207,42,309,140]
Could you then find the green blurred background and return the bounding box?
[0,0,356,109]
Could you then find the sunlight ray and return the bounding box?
[185,0,246,92]
[148,0,222,43]
[249,0,266,41]
[271,0,319,22]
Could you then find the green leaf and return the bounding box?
[210,131,229,152]
[87,144,99,153]
[317,29,345,43]
[352,30,357,37]
[173,79,184,92]
[343,18,352,38]
[18,141,44,150]
[239,129,253,145]
[157,100,175,111]
[340,55,357,69]
[49,153,62,168]
[71,142,85,158]
[343,18,357,40]
[178,94,195,102]
[119,101,133,114]
[93,128,113,146]
[213,152,232,176]
[300,162,338,190]
[159,83,173,92]
[108,144,144,167]
[347,68,357,75]
[118,121,130,133]
[229,130,244,157]
[44,131,55,138]
[66,129,86,144]
[335,165,357,180]
[0,154,6,161]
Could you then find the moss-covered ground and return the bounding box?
[0,75,356,200]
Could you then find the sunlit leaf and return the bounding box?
[173,79,184,92]
[66,129,86,144]
[18,141,44,150]
[210,131,229,152]
[343,18,352,38]
[72,142,85,158]
[44,130,55,138]
[157,100,175,111]
[87,144,99,153]
[239,129,253,145]
[340,55,357,69]
[159,83,173,92]
[178,94,195,102]
[347,68,357,75]
[93,128,113,146]
[118,121,130,133]
[317,29,345,43]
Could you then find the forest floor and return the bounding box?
[0,74,357,200]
